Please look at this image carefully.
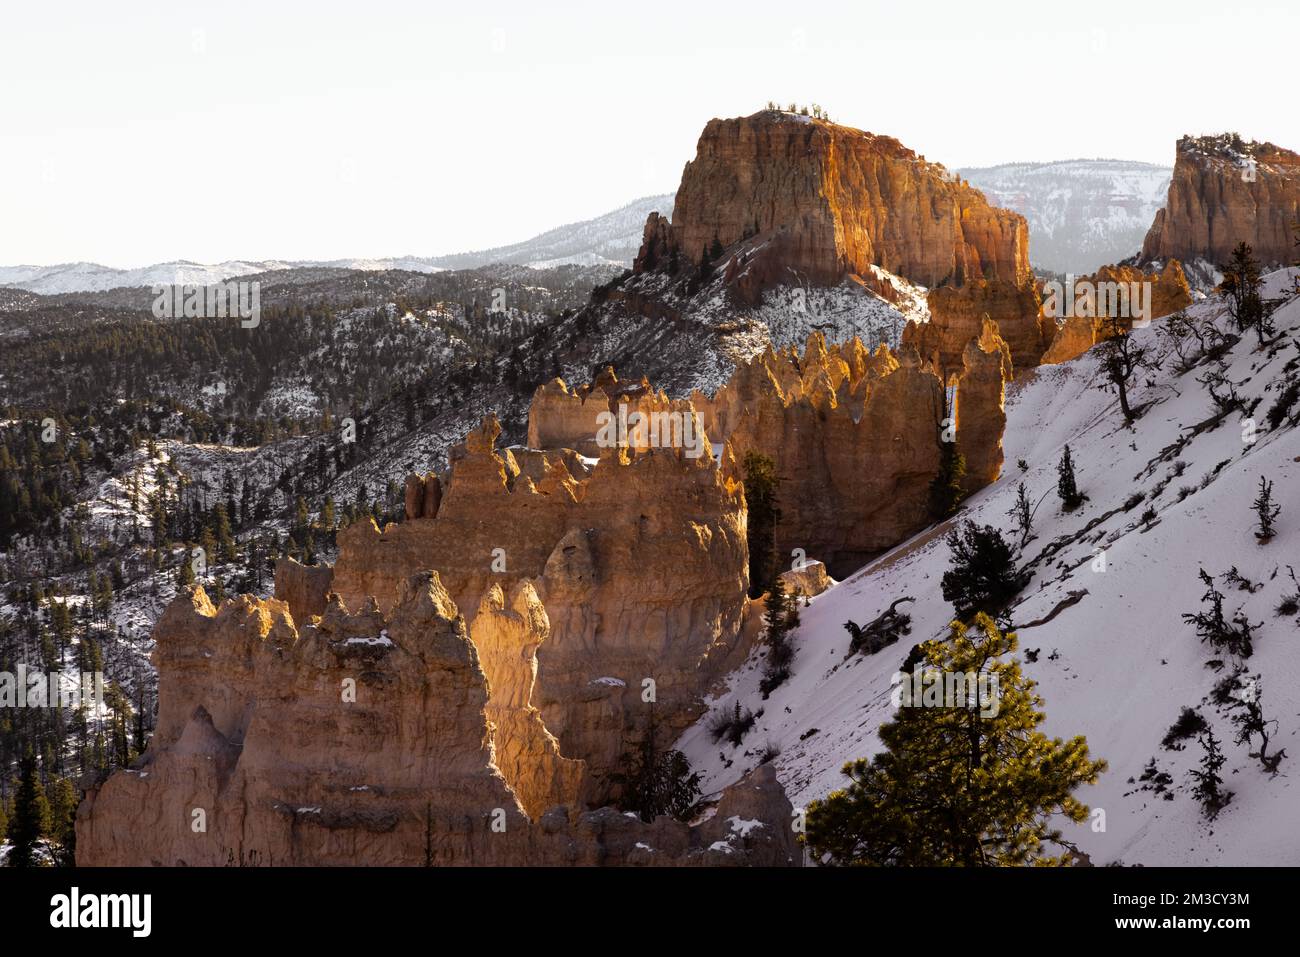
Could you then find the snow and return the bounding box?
[677,269,1300,865]
[727,816,765,837]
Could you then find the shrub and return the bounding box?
[1161,707,1208,750]
[941,521,1029,620]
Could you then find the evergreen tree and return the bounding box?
[1098,312,1150,421]
[9,751,53,867]
[1189,728,1231,818]
[1253,475,1281,542]
[1182,568,1257,658]
[742,451,781,599]
[804,614,1106,865]
[760,579,800,696]
[612,712,701,823]
[940,520,1028,620]
[1221,241,1274,344]
[928,440,966,520]
[1056,444,1085,511]
[1006,481,1033,547]
[47,776,79,865]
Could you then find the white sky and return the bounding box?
[2,0,1296,267]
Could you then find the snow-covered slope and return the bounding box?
[959,160,1171,275]
[679,269,1300,865]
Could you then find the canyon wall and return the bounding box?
[1141,134,1300,268]
[690,329,1009,577]
[1039,260,1193,366]
[328,414,748,798]
[77,575,798,866]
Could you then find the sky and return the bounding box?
[2,0,1296,267]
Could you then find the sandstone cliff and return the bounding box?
[668,111,1031,292]
[905,279,1049,375]
[327,415,748,800]
[691,328,1009,577]
[1040,261,1193,366]
[1141,133,1300,269]
[77,575,798,866]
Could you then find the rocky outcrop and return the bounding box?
[1040,261,1193,366]
[526,371,707,461]
[906,279,1048,376]
[1141,134,1300,268]
[665,111,1031,296]
[404,472,443,520]
[692,329,1009,577]
[955,320,1011,489]
[779,560,833,599]
[468,582,586,819]
[76,576,799,866]
[273,557,332,625]
[329,414,748,799]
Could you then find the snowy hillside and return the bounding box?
[959,160,1171,275]
[424,194,676,271]
[679,268,1300,865]
[0,195,676,295]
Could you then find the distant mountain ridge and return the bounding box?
[958,159,1172,274]
[423,194,676,270]
[0,194,677,296]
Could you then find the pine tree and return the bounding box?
[47,776,79,865]
[1221,241,1274,344]
[1006,481,1033,546]
[940,520,1028,620]
[1189,728,1231,818]
[612,711,701,823]
[742,451,781,598]
[1056,444,1085,511]
[9,750,53,867]
[1253,475,1280,542]
[760,580,800,696]
[928,440,966,520]
[1182,568,1257,658]
[804,614,1106,865]
[1098,312,1150,421]
[178,550,196,588]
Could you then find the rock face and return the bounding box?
[779,560,833,599]
[1141,134,1300,268]
[76,576,799,866]
[667,111,1031,294]
[1040,261,1193,366]
[692,329,1009,577]
[905,279,1049,376]
[329,414,748,800]
[955,320,1012,490]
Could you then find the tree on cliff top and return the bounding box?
[804,614,1107,865]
